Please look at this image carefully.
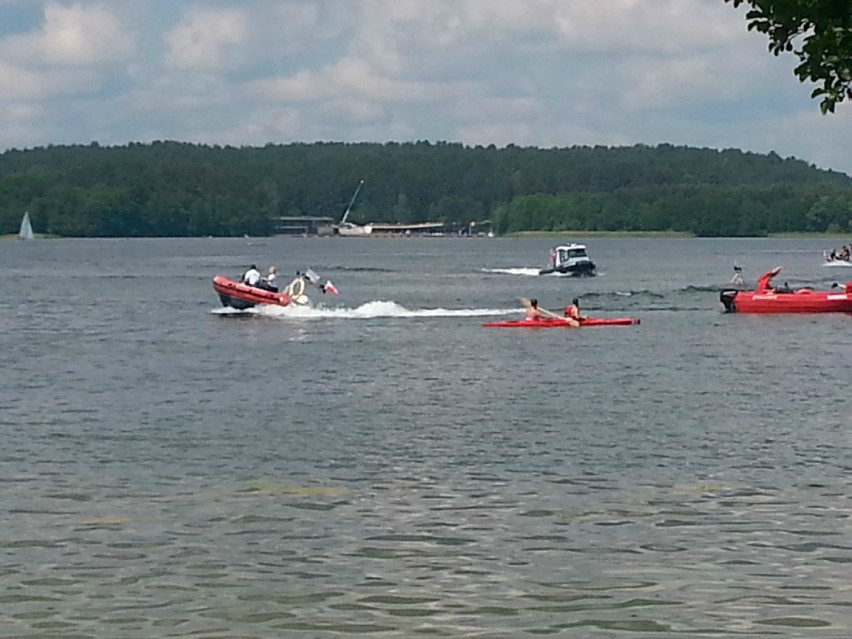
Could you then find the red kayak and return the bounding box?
[720,280,852,314]
[213,275,291,309]
[483,317,640,328]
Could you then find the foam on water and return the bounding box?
[482,266,603,277]
[213,300,519,319]
[482,267,541,277]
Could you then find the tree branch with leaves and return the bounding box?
[725,0,852,113]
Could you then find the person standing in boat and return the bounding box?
[756,266,782,293]
[263,265,278,291]
[564,298,587,322]
[731,265,744,286]
[525,299,542,321]
[242,264,261,287]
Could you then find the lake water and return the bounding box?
[1,236,850,638]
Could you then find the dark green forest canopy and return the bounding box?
[1,140,851,237]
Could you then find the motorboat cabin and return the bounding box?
[539,243,596,276]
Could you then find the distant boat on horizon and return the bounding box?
[335,179,373,236]
[18,211,34,240]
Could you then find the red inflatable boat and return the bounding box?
[483,317,640,328]
[720,286,852,314]
[213,275,292,309]
[720,268,852,314]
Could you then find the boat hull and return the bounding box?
[539,262,596,277]
[213,275,291,309]
[336,223,373,236]
[483,317,639,328]
[720,287,852,314]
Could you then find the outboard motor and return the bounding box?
[719,289,738,313]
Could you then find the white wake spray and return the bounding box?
[481,267,541,277]
[482,267,602,277]
[213,300,519,320]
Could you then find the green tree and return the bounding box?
[392,193,413,223]
[2,141,851,237]
[725,0,852,112]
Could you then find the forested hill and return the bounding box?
[1,141,850,237]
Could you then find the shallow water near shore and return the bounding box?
[1,236,850,638]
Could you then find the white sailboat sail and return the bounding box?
[18,212,34,240]
[335,179,372,236]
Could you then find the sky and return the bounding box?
[0,0,850,176]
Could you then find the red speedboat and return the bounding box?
[483,317,639,328]
[213,275,292,309]
[720,276,852,314]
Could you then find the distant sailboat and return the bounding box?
[335,179,373,236]
[18,212,34,240]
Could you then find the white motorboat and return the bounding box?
[539,243,596,276]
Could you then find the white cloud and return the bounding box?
[248,57,468,105]
[0,2,134,66]
[0,61,50,100]
[453,95,544,122]
[164,7,248,71]
[0,0,849,175]
[548,0,746,53]
[0,59,98,100]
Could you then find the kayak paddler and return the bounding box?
[756,266,782,293]
[564,297,587,322]
[521,297,580,327]
[525,298,542,321]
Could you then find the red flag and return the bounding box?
[324,280,339,295]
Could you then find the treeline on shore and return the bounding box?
[1,140,851,237]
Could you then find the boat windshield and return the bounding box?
[558,247,587,261]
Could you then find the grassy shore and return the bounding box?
[1,232,70,239]
[768,232,852,239]
[506,230,850,240]
[3,231,848,241]
[505,230,694,239]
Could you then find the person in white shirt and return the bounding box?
[242,264,261,287]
